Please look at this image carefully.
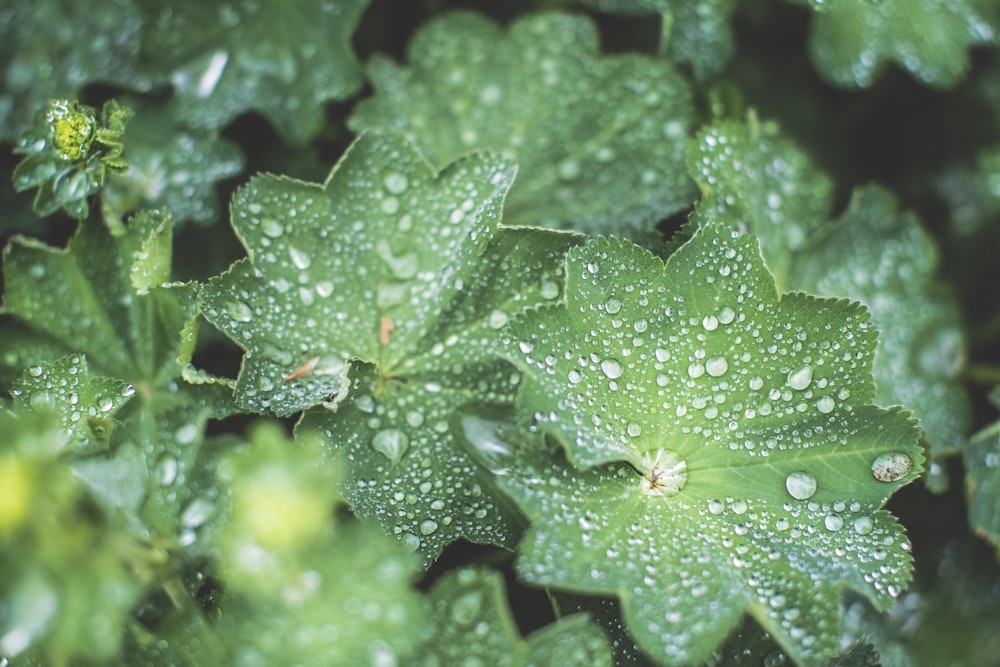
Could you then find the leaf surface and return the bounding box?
[807,0,999,88]
[202,131,579,564]
[502,226,922,666]
[350,11,695,240]
[139,0,370,144]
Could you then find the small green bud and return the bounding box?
[46,99,97,161]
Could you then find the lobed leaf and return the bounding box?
[789,185,970,488]
[966,388,1000,556]
[139,0,370,145]
[807,0,1000,88]
[502,226,922,666]
[350,11,696,240]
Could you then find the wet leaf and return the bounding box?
[0,0,149,142]
[102,101,244,229]
[686,113,834,291]
[350,11,696,240]
[13,99,134,222]
[807,0,1000,88]
[416,566,611,667]
[789,185,970,488]
[966,388,1000,556]
[9,354,134,456]
[139,0,370,144]
[502,226,922,666]
[202,131,578,564]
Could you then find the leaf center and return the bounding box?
[640,448,687,496]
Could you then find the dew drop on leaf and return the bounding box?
[871,452,913,482]
[816,395,835,414]
[420,519,439,535]
[824,514,843,531]
[600,358,623,379]
[400,533,421,552]
[853,516,874,535]
[785,471,818,500]
[786,365,814,390]
[371,429,410,464]
[705,357,728,377]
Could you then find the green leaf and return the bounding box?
[9,354,134,455]
[807,0,1000,88]
[788,185,970,488]
[203,131,578,564]
[138,0,370,145]
[0,0,149,142]
[102,101,245,229]
[13,99,134,222]
[350,11,696,240]
[502,227,922,666]
[686,113,834,291]
[416,566,611,667]
[966,388,1000,556]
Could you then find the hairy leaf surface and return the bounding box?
[502,226,922,666]
[350,11,695,240]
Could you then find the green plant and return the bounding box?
[2,1,1000,666]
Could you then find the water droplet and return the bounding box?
[749,376,764,391]
[288,245,311,270]
[871,452,913,482]
[157,456,179,485]
[824,514,843,531]
[406,410,424,428]
[568,369,583,384]
[786,365,813,390]
[261,218,283,237]
[687,362,705,379]
[121,385,135,398]
[228,300,252,322]
[451,590,483,626]
[718,306,735,324]
[705,357,728,377]
[702,314,719,331]
[419,519,438,535]
[454,405,517,475]
[627,423,642,437]
[816,396,835,414]
[98,397,114,413]
[400,533,420,552]
[181,497,215,528]
[176,423,198,445]
[785,471,817,500]
[488,310,508,329]
[655,348,671,362]
[28,366,43,377]
[384,172,409,194]
[558,159,581,180]
[605,297,623,314]
[707,499,724,515]
[371,429,409,464]
[601,358,623,379]
[853,516,873,535]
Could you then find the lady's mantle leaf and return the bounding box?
[203,131,579,564]
[788,186,970,489]
[416,566,611,666]
[807,0,999,88]
[966,388,1000,556]
[502,226,922,666]
[139,0,370,145]
[350,11,695,240]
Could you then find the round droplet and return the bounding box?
[568,369,583,384]
[601,359,623,379]
[371,429,409,464]
[785,471,817,500]
[705,357,728,377]
[786,365,813,390]
[749,376,764,391]
[816,396,835,414]
[687,362,705,379]
[288,245,311,270]
[605,297,622,314]
[261,218,284,237]
[626,423,642,437]
[707,499,724,515]
[718,306,736,325]
[400,533,421,552]
[488,310,508,329]
[871,452,913,482]
[450,590,483,626]
[384,172,409,194]
[853,516,873,535]
[824,514,843,531]
[655,348,671,362]
[419,519,438,535]
[228,300,252,322]
[28,365,43,377]
[702,315,719,331]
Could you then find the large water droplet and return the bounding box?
[384,172,409,194]
[400,533,420,552]
[824,514,843,531]
[853,516,873,535]
[687,362,705,379]
[871,452,913,482]
[454,406,517,475]
[451,590,483,626]
[785,471,817,500]
[261,218,284,237]
[601,358,623,379]
[705,357,728,377]
[288,245,311,270]
[816,396,835,414]
[605,297,622,314]
[702,314,719,331]
[371,429,409,464]
[786,365,813,390]
[419,519,438,535]
[228,300,252,322]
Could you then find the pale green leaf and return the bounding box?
[807,0,1000,88]
[416,566,611,667]
[203,131,579,564]
[139,0,370,144]
[788,185,970,487]
[350,11,696,240]
[502,226,922,666]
